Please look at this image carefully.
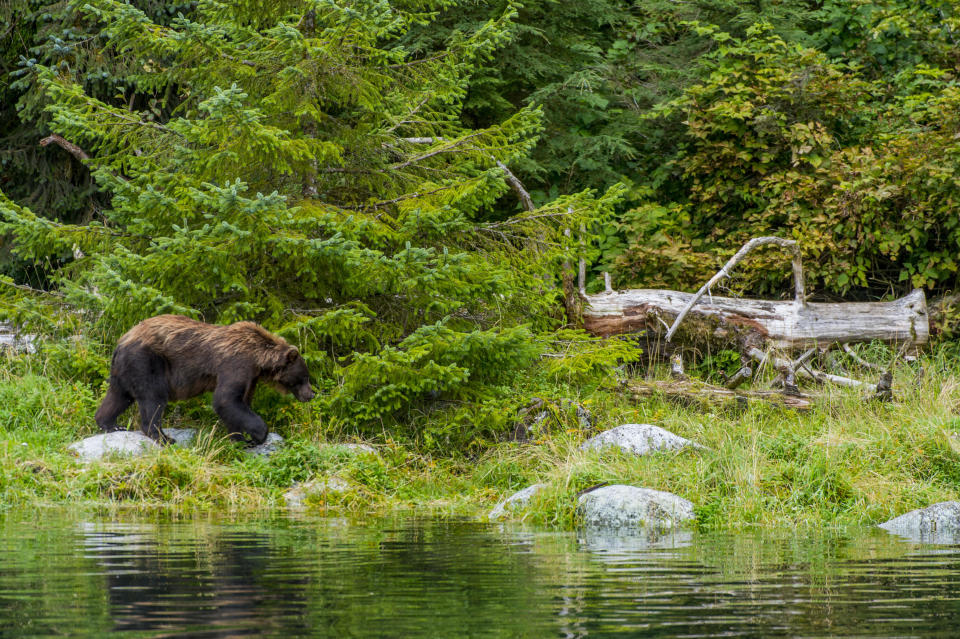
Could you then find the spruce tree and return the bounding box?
[0,0,621,429]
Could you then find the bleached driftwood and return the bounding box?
[587,235,928,349]
[585,237,929,400]
[664,237,805,343]
[583,287,929,349]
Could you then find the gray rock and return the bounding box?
[879,501,960,544]
[248,432,284,457]
[284,476,351,509]
[68,431,159,462]
[576,484,695,531]
[576,404,593,430]
[488,483,547,520]
[162,428,197,447]
[581,424,700,456]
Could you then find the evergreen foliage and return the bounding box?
[4,0,960,443]
[0,0,621,434]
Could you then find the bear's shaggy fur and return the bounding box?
[95,314,314,444]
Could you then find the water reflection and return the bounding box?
[80,522,303,637]
[0,515,960,638]
[578,528,693,555]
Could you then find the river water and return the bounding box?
[1,514,958,638]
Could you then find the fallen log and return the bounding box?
[583,288,928,350]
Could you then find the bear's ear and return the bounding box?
[286,347,299,363]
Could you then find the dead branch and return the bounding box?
[841,343,883,371]
[584,288,928,350]
[39,134,90,162]
[495,160,535,212]
[723,366,753,389]
[629,380,812,411]
[746,347,877,392]
[665,237,804,343]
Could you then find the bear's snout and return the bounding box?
[296,385,315,402]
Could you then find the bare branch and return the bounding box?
[485,208,582,230]
[841,343,883,371]
[39,134,90,162]
[746,346,876,392]
[495,160,534,212]
[389,131,485,171]
[665,237,804,343]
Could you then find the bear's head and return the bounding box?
[275,348,315,402]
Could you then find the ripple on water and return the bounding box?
[0,516,959,638]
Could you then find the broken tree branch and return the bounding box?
[495,160,535,212]
[724,366,753,389]
[746,347,877,392]
[841,343,883,371]
[39,134,90,162]
[665,237,804,343]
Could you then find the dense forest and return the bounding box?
[3,0,960,445]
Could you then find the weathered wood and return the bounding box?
[841,343,883,371]
[629,380,812,411]
[746,346,878,392]
[665,237,805,343]
[583,288,929,349]
[723,366,752,389]
[0,322,36,354]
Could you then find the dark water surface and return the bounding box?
[1,514,959,638]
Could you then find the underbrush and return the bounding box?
[2,343,960,531]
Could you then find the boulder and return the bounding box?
[576,484,695,531]
[248,432,284,457]
[879,501,960,544]
[162,428,197,447]
[68,431,159,462]
[489,483,547,520]
[284,476,351,509]
[581,423,700,456]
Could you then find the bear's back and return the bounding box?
[118,315,291,371]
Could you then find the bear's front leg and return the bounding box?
[213,378,269,444]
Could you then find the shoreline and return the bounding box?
[3,354,960,531]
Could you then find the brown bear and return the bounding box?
[95,314,314,444]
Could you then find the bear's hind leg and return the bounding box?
[117,344,173,444]
[95,383,133,432]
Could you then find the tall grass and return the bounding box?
[2,343,959,530]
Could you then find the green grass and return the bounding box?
[2,345,960,531]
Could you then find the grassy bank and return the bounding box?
[3,345,960,530]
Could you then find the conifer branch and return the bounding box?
[346,185,454,210]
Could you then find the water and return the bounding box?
[1,514,959,638]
